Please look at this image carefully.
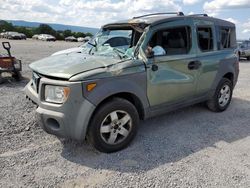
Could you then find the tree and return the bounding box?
[75,32,86,38]
[85,32,93,37]
[55,31,64,40]
[0,20,94,40]
[0,20,14,32]
[15,26,33,38]
[63,29,72,38]
[35,24,56,36]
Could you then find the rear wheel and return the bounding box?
[87,98,139,153]
[247,56,250,61]
[206,78,233,112]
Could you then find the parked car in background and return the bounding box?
[32,34,39,40]
[25,12,239,153]
[3,32,26,40]
[37,34,56,41]
[77,37,85,42]
[19,33,27,40]
[0,32,5,38]
[65,36,77,42]
[83,36,91,43]
[237,40,250,60]
[52,35,130,56]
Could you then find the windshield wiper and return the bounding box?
[113,48,123,59]
[88,41,96,47]
[88,39,98,55]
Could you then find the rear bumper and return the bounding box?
[25,78,96,141]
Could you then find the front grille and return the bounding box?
[32,72,41,93]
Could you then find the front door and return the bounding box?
[145,21,200,107]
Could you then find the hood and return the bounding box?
[51,47,81,56]
[29,53,120,79]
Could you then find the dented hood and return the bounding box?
[29,53,119,79]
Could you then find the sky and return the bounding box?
[0,0,250,39]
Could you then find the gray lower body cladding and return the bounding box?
[25,78,95,141]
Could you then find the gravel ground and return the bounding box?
[0,39,250,188]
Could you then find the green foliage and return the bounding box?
[85,32,93,37]
[15,26,33,38]
[0,20,14,32]
[75,32,86,38]
[0,20,92,40]
[63,29,72,38]
[35,24,56,36]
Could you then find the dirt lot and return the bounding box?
[0,39,250,188]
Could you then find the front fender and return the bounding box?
[82,72,149,112]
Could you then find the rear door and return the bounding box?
[194,20,219,95]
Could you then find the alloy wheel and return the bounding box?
[100,110,132,145]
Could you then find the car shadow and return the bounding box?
[61,97,250,172]
[0,75,29,87]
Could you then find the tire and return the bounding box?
[87,98,139,153]
[12,71,22,81]
[206,78,233,112]
[0,73,3,84]
[247,56,250,61]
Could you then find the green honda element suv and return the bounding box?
[25,12,239,153]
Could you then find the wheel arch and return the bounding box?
[91,92,146,121]
[85,91,146,141]
[223,72,234,83]
[83,72,149,122]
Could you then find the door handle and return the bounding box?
[188,61,201,70]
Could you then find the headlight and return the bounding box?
[44,85,70,104]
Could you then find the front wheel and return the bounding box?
[87,98,139,153]
[206,78,233,112]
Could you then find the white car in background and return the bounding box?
[65,36,77,42]
[52,35,130,56]
[37,34,56,41]
[77,37,85,42]
[0,32,5,38]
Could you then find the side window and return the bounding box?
[197,27,213,52]
[147,26,191,56]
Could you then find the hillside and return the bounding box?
[6,20,99,34]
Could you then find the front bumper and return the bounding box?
[25,77,96,141]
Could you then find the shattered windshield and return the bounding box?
[80,28,140,59]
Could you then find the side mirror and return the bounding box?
[145,46,154,58]
[2,42,11,50]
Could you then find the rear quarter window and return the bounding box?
[219,27,236,49]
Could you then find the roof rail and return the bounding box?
[133,12,184,19]
[189,14,208,17]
